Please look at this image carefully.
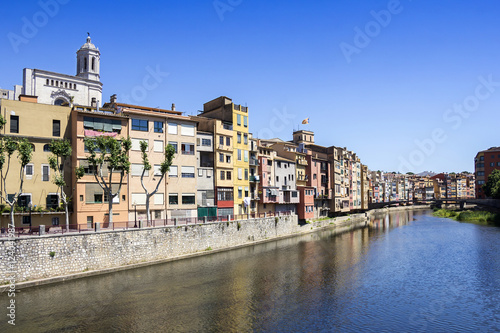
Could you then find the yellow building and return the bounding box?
[0,97,71,228]
[201,97,250,215]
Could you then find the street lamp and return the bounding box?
[133,201,137,228]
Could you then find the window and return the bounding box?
[154,165,162,176]
[181,124,195,136]
[87,216,93,228]
[313,174,317,180]
[154,193,164,205]
[244,134,248,144]
[18,194,31,209]
[491,163,494,167]
[154,121,164,133]
[25,164,34,178]
[181,143,194,155]
[202,138,211,146]
[43,144,51,152]
[219,153,224,162]
[244,169,248,180]
[237,133,242,143]
[22,216,31,225]
[217,188,233,201]
[276,176,279,182]
[198,168,203,177]
[53,120,60,137]
[154,140,163,152]
[181,166,195,178]
[220,170,225,180]
[238,187,242,198]
[131,193,146,205]
[52,217,60,226]
[10,115,19,133]
[169,142,178,153]
[169,193,178,205]
[169,166,178,177]
[46,194,59,209]
[243,116,248,127]
[42,165,50,181]
[83,117,121,133]
[497,162,500,167]
[237,114,241,126]
[131,138,147,151]
[132,119,148,131]
[238,149,242,161]
[226,137,230,146]
[480,156,484,161]
[131,163,148,176]
[244,150,248,162]
[226,155,231,163]
[168,122,178,134]
[238,168,242,180]
[227,171,232,180]
[182,194,196,205]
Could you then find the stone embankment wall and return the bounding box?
[0,208,426,287]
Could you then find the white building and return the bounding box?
[8,35,103,107]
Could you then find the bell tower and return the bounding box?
[76,33,100,81]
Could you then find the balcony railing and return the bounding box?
[249,159,259,166]
[249,175,260,182]
[297,159,308,166]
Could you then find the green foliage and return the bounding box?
[0,115,6,130]
[17,139,33,167]
[483,169,500,199]
[433,208,500,226]
[49,251,56,257]
[205,246,212,251]
[139,140,151,171]
[84,136,131,173]
[161,144,176,175]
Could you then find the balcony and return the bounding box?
[249,175,260,182]
[297,159,308,166]
[222,123,233,131]
[249,158,259,166]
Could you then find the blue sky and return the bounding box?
[1,0,500,174]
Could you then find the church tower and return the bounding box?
[76,34,100,81]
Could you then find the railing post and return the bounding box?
[264,212,267,218]
[174,218,178,226]
[139,220,145,228]
[203,216,207,224]
[39,225,46,236]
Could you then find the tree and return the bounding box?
[406,172,414,175]
[0,137,33,227]
[139,141,175,224]
[48,139,81,232]
[483,169,500,199]
[77,135,131,226]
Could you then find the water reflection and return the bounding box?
[2,209,499,332]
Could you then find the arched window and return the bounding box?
[43,144,51,152]
[92,57,95,71]
[54,98,67,106]
[84,57,87,71]
[30,144,35,152]
[46,79,49,85]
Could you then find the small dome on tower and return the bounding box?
[79,34,98,51]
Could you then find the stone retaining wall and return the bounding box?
[0,207,426,287]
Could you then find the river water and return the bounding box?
[2,209,500,332]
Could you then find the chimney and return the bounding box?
[172,103,176,111]
[110,94,117,104]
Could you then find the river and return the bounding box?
[2,209,500,332]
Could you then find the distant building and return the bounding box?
[475,147,500,198]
